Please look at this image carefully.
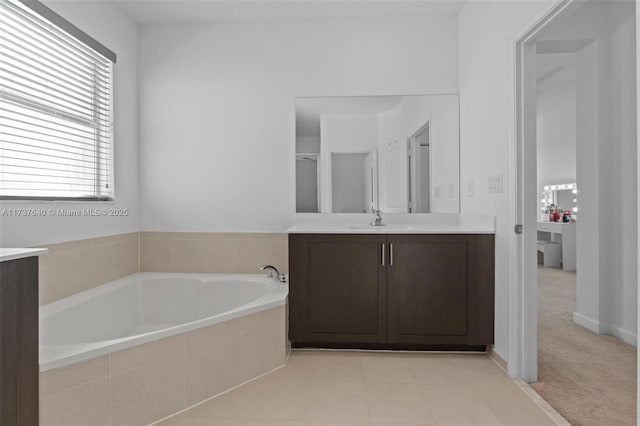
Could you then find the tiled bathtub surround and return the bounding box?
[38,232,139,305]
[139,232,288,274]
[40,306,287,426]
[37,232,289,305]
[37,232,288,424]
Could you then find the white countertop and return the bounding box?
[286,224,495,234]
[0,248,49,262]
[287,213,496,234]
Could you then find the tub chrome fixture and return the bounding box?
[260,265,286,283]
[370,209,384,226]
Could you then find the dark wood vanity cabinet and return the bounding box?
[289,234,494,350]
[0,256,39,426]
[288,234,387,344]
[385,235,494,346]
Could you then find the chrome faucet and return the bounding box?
[370,209,384,226]
[260,265,286,282]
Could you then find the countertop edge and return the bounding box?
[0,248,49,262]
[285,228,496,235]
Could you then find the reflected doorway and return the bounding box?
[408,122,431,213]
[296,154,320,213]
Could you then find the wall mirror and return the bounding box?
[541,183,578,219]
[295,95,460,213]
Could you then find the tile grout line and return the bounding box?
[146,362,288,426]
[40,371,111,397]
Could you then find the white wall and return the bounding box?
[458,0,560,362]
[536,55,577,212]
[138,16,459,231]
[574,40,602,332]
[0,0,139,247]
[597,8,637,343]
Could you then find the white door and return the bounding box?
[380,140,408,213]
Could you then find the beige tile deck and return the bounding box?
[155,350,557,426]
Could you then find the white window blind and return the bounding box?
[0,0,114,200]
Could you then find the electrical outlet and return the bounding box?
[448,184,454,198]
[467,180,474,197]
[434,185,441,198]
[488,175,503,194]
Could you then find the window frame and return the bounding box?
[0,0,116,202]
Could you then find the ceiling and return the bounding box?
[296,95,404,137]
[113,0,465,25]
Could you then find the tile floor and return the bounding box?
[155,350,556,426]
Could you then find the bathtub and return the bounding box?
[39,272,289,426]
[40,272,288,371]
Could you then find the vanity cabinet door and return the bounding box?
[386,235,494,346]
[289,234,387,345]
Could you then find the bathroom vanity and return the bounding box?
[287,221,495,350]
[291,94,494,351]
[0,248,47,426]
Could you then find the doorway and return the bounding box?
[515,0,637,423]
[408,122,431,213]
[296,154,320,213]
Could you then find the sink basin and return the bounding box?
[348,224,416,231]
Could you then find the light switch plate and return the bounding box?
[488,175,503,193]
[467,180,474,197]
[434,185,441,198]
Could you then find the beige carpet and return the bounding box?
[531,266,636,425]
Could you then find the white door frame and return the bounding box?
[636,5,640,423]
[408,120,431,213]
[509,0,581,381]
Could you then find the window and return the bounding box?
[0,0,115,200]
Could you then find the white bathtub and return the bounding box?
[39,272,288,371]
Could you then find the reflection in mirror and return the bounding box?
[295,154,320,212]
[541,183,578,221]
[330,152,378,213]
[295,95,460,213]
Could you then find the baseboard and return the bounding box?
[487,345,508,372]
[572,312,600,333]
[573,312,637,346]
[600,324,637,347]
